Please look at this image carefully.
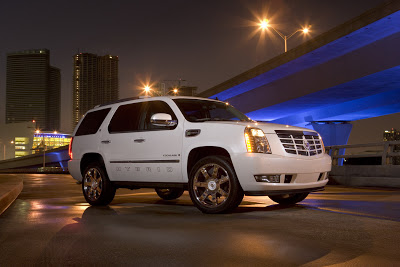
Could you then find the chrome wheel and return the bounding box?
[193,163,231,208]
[83,167,103,201]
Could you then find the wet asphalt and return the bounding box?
[0,174,400,266]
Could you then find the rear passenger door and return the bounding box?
[101,100,183,183]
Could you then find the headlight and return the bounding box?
[244,127,272,154]
[318,134,325,153]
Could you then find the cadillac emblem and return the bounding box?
[303,138,311,151]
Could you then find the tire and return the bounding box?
[188,156,244,214]
[268,192,309,205]
[82,162,116,206]
[155,188,184,200]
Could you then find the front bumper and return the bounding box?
[231,152,332,193]
[244,186,325,196]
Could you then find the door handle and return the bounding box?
[101,140,111,144]
[134,139,145,143]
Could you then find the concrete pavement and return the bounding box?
[0,174,23,215]
[1,174,400,266]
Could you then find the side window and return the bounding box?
[108,102,143,133]
[143,101,177,131]
[75,108,111,136]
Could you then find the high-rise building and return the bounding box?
[6,49,61,131]
[72,53,118,128]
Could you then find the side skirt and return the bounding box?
[113,181,188,190]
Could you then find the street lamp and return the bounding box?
[1,140,14,160]
[259,19,310,52]
[144,85,151,96]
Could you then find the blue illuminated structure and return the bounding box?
[200,4,400,149]
[248,65,400,126]
[34,133,70,139]
[211,11,400,103]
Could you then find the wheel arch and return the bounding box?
[80,153,105,175]
[187,146,233,178]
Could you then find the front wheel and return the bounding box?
[268,192,309,205]
[82,162,116,206]
[188,156,244,214]
[155,188,184,200]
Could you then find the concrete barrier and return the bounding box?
[329,165,400,188]
[0,175,23,215]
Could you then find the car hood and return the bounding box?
[204,121,317,134]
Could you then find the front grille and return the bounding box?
[275,130,323,156]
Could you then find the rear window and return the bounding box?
[108,102,143,133]
[75,108,111,136]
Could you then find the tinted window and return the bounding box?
[108,102,143,133]
[173,99,251,122]
[75,108,111,136]
[143,101,177,130]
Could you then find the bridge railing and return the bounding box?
[326,140,400,166]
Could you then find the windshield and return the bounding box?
[173,99,252,122]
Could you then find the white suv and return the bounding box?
[68,96,331,213]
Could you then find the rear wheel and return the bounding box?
[189,156,244,214]
[82,162,116,206]
[268,192,309,205]
[155,188,184,200]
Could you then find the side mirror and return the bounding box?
[150,113,177,127]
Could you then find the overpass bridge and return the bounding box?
[199,0,400,148]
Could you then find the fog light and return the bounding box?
[254,175,280,183]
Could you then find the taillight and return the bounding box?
[69,137,74,159]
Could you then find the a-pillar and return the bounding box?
[310,122,353,166]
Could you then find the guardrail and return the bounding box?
[326,140,400,166]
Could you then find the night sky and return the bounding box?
[0,0,388,133]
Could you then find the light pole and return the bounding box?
[259,19,310,52]
[1,140,14,160]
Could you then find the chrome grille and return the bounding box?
[275,130,323,156]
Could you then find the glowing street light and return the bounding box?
[259,19,311,52]
[260,19,270,30]
[144,85,151,96]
